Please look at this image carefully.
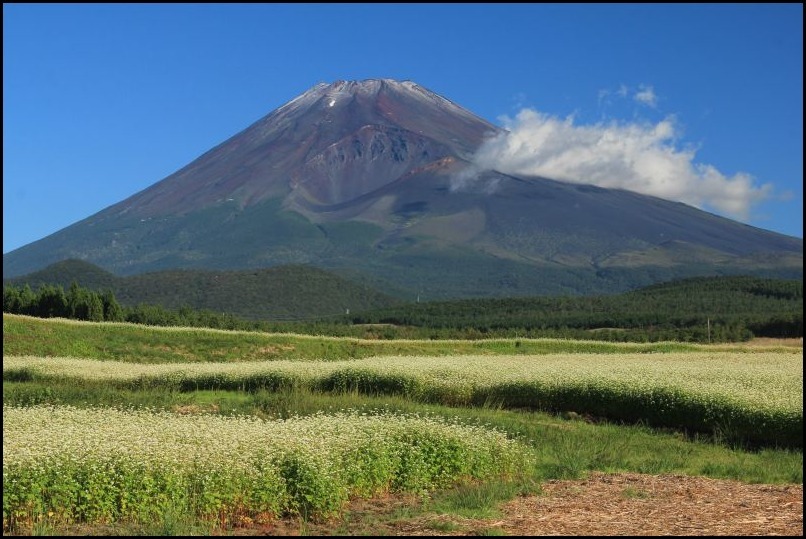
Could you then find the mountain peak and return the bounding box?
[314,78,417,95]
[72,77,499,220]
[329,78,398,92]
[288,78,410,104]
[322,78,432,95]
[277,78,493,131]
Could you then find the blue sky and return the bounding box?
[3,3,803,255]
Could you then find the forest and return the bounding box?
[3,275,802,343]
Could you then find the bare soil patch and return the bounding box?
[226,472,803,536]
[493,472,802,536]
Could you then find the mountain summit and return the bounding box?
[4,79,802,298]
[111,79,499,219]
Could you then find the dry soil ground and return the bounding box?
[232,472,802,536]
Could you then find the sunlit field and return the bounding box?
[2,314,802,534]
[5,350,801,446]
[3,405,530,530]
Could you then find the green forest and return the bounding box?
[345,276,803,342]
[3,275,802,343]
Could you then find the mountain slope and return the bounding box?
[3,79,802,297]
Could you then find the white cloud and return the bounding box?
[634,85,658,108]
[600,83,659,110]
[462,108,773,221]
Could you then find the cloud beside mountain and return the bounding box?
[467,108,773,221]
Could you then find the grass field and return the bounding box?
[2,313,803,535]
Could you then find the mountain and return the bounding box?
[3,79,802,299]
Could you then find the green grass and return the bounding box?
[621,486,650,500]
[3,314,776,364]
[427,478,541,520]
[2,313,802,535]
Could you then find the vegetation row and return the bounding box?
[3,314,785,365]
[345,276,803,341]
[3,274,803,343]
[3,405,531,532]
[5,349,801,448]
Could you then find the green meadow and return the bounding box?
[3,313,803,535]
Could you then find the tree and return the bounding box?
[101,289,124,322]
[3,285,22,314]
[66,281,83,319]
[36,284,68,318]
[67,281,104,321]
[86,293,105,322]
[18,284,36,315]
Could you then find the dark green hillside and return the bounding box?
[5,261,802,342]
[118,265,400,320]
[345,276,803,341]
[4,260,401,320]
[4,259,119,291]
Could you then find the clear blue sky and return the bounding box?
[3,3,803,255]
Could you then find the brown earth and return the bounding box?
[228,472,803,536]
[743,337,803,348]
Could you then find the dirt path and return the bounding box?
[244,473,803,536]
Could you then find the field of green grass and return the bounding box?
[2,313,803,535]
[3,314,788,362]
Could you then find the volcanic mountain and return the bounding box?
[3,79,802,299]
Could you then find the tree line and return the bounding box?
[3,282,246,329]
[4,283,123,322]
[3,276,803,343]
[344,276,803,342]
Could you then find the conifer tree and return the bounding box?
[36,284,69,318]
[3,285,22,314]
[101,289,124,322]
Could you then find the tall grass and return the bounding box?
[6,351,801,447]
[7,380,801,481]
[3,404,532,533]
